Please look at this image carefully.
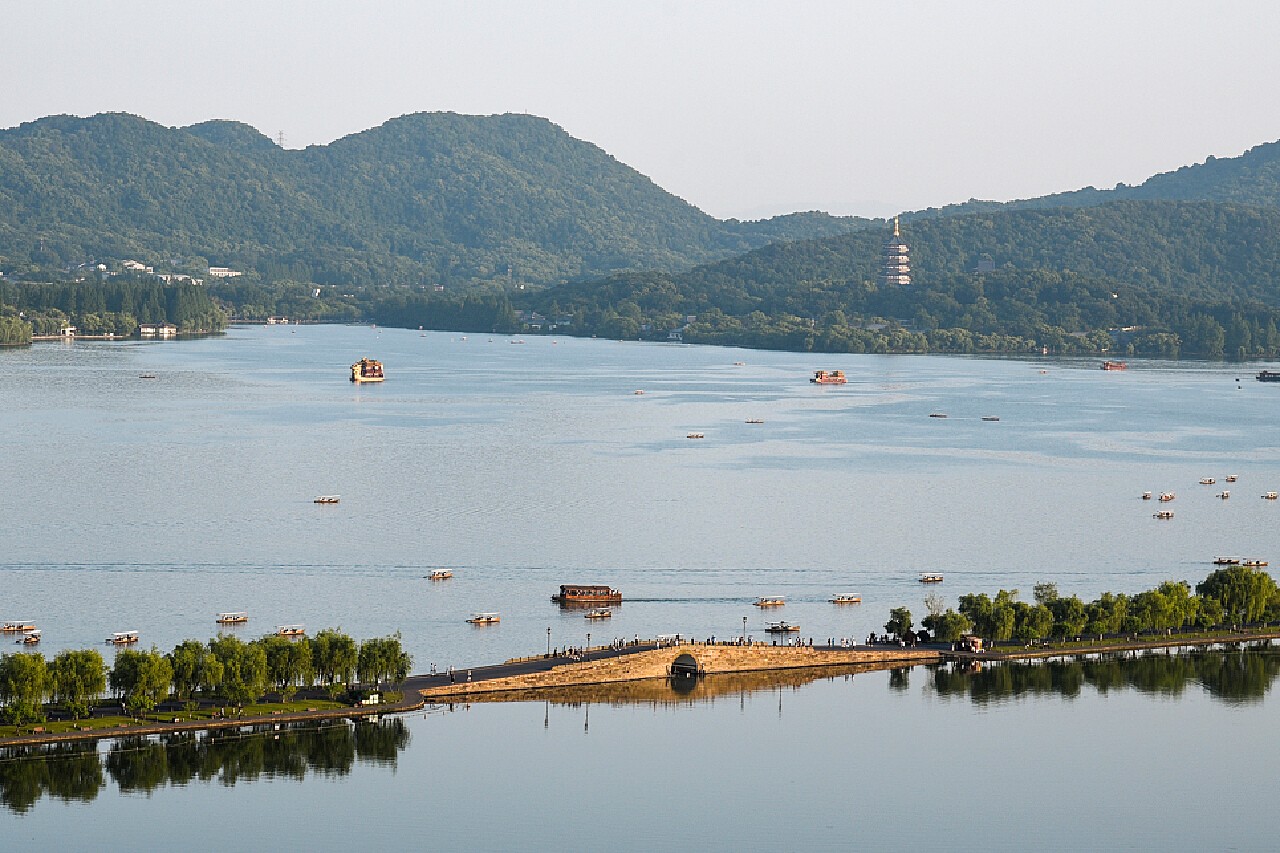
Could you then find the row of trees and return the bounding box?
[887,565,1280,644]
[0,630,411,725]
[0,278,226,343]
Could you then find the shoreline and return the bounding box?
[6,629,1278,749]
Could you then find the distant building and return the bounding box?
[122,260,153,273]
[882,217,911,287]
[138,323,178,338]
[207,267,243,278]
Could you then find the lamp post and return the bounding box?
[546,626,551,657]
[586,633,591,656]
[743,615,748,644]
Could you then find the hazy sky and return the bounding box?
[6,1,1280,219]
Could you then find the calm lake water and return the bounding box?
[3,326,1279,847]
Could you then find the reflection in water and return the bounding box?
[931,649,1280,705]
[0,718,409,814]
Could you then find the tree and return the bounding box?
[256,635,313,700]
[207,635,268,706]
[310,629,358,693]
[168,639,223,700]
[922,609,972,642]
[357,634,412,686]
[49,649,107,720]
[884,608,913,640]
[1197,566,1280,626]
[109,648,173,716]
[0,652,48,725]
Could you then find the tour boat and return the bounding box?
[276,624,306,637]
[467,612,501,625]
[350,357,385,383]
[18,629,40,645]
[106,631,140,645]
[745,418,764,424]
[215,612,248,624]
[1,621,36,633]
[830,594,862,605]
[634,390,645,395]
[753,597,785,607]
[1257,370,1280,382]
[686,432,705,439]
[981,416,1000,422]
[1242,559,1269,567]
[313,495,340,504]
[1141,492,1152,500]
[1226,474,1238,482]
[765,621,801,633]
[734,361,746,366]
[429,569,453,580]
[810,370,847,385]
[583,608,613,620]
[1153,511,1174,519]
[1158,493,1175,502]
[1219,491,1231,499]
[919,574,944,584]
[138,373,157,380]
[1213,557,1242,566]
[1101,361,1129,371]
[1200,478,1216,485]
[551,585,623,605]
[1264,492,1278,500]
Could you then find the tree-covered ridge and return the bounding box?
[909,139,1280,219]
[522,200,1280,357]
[0,111,866,289]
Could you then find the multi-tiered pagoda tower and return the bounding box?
[882,216,911,286]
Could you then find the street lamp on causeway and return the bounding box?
[743,616,747,643]
[547,626,551,657]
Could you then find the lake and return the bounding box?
[2,326,1278,847]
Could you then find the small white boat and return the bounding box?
[1141,492,1153,500]
[753,597,785,607]
[686,432,705,439]
[1226,475,1238,482]
[276,624,306,637]
[1200,478,1216,485]
[830,594,862,604]
[1218,491,1230,499]
[583,608,612,620]
[1153,510,1174,519]
[765,621,800,633]
[313,495,341,504]
[745,418,764,424]
[467,612,500,625]
[1264,492,1278,501]
[1158,493,1175,502]
[106,630,140,645]
[919,574,944,584]
[215,612,248,625]
[428,569,453,580]
[17,629,40,645]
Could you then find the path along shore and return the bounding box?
[5,629,1278,749]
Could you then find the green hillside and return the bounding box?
[522,200,1280,358]
[0,111,865,287]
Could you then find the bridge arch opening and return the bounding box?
[670,653,700,677]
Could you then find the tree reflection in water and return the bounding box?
[931,648,1280,705]
[0,717,409,814]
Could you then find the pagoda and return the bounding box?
[882,216,911,286]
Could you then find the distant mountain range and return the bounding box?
[0,111,866,286]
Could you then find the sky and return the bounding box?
[5,1,1280,220]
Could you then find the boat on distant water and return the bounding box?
[106,630,140,645]
[981,416,1000,422]
[1264,492,1278,500]
[1213,556,1242,565]
[138,373,157,380]
[745,418,764,424]
[830,594,862,604]
[551,585,622,605]
[1141,492,1152,500]
[1242,559,1269,567]
[1,621,36,633]
[467,612,500,624]
[428,569,453,580]
[810,370,846,385]
[1101,361,1128,371]
[1153,510,1174,519]
[583,608,612,620]
[1218,491,1231,499]
[1257,370,1280,382]
[1200,478,1216,485]
[765,621,800,633]
[350,358,385,383]
[276,624,306,637]
[1158,493,1175,502]
[1226,474,1239,482]
[753,597,785,607]
[215,612,248,624]
[313,495,340,504]
[929,413,948,419]
[17,629,40,645]
[686,432,705,439]
[919,574,944,584]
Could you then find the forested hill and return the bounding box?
[909,139,1280,220]
[523,200,1280,358]
[0,111,866,287]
